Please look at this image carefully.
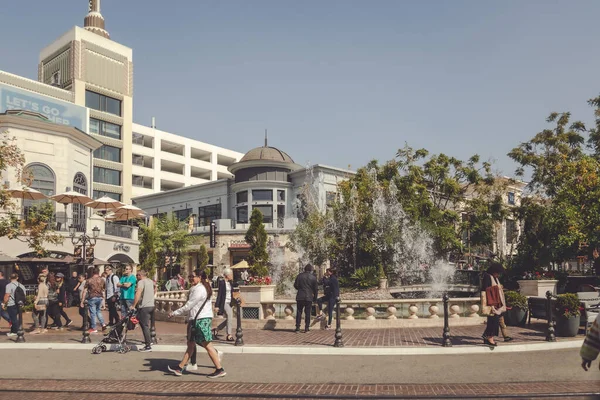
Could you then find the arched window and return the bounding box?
[23,163,55,216]
[72,172,88,231]
[25,164,55,196]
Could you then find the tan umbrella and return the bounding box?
[50,191,93,205]
[9,186,47,201]
[85,196,124,212]
[231,260,250,269]
[106,204,146,222]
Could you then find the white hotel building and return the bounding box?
[0,0,243,204]
[0,0,242,274]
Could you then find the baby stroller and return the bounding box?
[92,309,139,354]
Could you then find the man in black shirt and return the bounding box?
[0,271,10,326]
[293,264,318,333]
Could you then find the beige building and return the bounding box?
[0,0,243,204]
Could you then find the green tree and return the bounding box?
[155,214,194,278]
[508,103,600,269]
[198,244,209,272]
[138,218,161,278]
[245,208,269,276]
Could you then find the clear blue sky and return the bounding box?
[2,0,599,175]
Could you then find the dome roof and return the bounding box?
[239,146,295,164]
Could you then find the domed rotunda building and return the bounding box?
[132,140,354,276]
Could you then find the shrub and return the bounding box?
[350,266,379,289]
[22,294,36,312]
[504,290,528,310]
[554,293,581,318]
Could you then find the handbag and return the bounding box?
[485,285,503,308]
[188,296,210,338]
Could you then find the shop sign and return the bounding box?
[113,243,130,252]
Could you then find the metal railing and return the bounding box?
[105,221,133,239]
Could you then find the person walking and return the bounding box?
[581,312,600,371]
[131,270,155,352]
[54,273,73,328]
[213,268,235,341]
[67,271,78,307]
[31,275,49,334]
[117,265,136,316]
[2,273,26,337]
[293,264,318,333]
[46,273,63,330]
[167,269,225,378]
[480,262,506,347]
[104,266,120,326]
[81,267,106,334]
[76,274,88,330]
[315,268,340,330]
[0,271,11,328]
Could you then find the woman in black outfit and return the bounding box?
[213,268,235,341]
[480,262,507,347]
[316,268,340,329]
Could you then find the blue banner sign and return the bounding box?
[0,84,86,131]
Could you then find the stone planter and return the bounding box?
[555,314,581,337]
[517,280,558,297]
[379,278,388,289]
[239,285,275,304]
[504,307,528,327]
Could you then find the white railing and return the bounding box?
[154,290,481,321]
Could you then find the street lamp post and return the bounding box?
[69,225,100,271]
[69,226,99,344]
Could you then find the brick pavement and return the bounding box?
[0,320,582,347]
[0,379,597,399]
[0,306,584,347]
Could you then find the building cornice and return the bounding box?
[0,114,101,150]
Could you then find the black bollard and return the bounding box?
[442,293,452,347]
[16,301,25,343]
[235,297,244,346]
[333,297,344,348]
[545,291,556,342]
[150,307,157,345]
[82,300,91,344]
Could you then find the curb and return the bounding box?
[0,339,583,355]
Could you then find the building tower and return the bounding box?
[37,1,134,202]
[84,0,110,39]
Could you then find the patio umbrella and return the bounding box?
[9,186,47,201]
[85,196,124,213]
[50,191,94,229]
[9,186,47,216]
[110,204,146,219]
[231,260,250,269]
[50,191,93,205]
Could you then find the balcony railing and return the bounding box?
[0,212,85,233]
[105,221,133,239]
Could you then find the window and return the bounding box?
[252,190,273,201]
[86,90,121,116]
[73,173,87,231]
[94,145,121,163]
[90,118,121,140]
[507,192,515,205]
[25,164,55,196]
[237,207,248,223]
[153,212,167,220]
[174,208,192,221]
[253,205,273,224]
[277,190,285,201]
[93,167,121,186]
[132,175,152,189]
[277,204,285,228]
[326,191,337,206]
[93,190,121,201]
[198,204,221,226]
[236,191,248,204]
[506,219,518,244]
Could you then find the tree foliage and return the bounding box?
[245,208,269,276]
[198,244,209,271]
[508,97,600,269]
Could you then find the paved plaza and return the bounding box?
[0,307,597,399]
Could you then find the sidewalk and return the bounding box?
[0,306,583,350]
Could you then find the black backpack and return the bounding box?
[12,284,26,306]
